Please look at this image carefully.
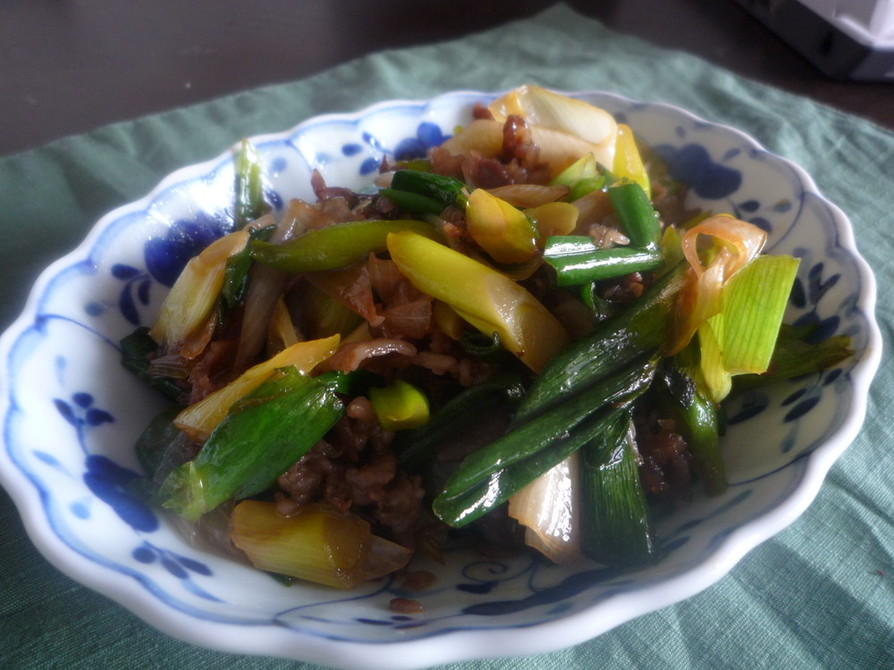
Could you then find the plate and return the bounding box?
[0,90,881,669]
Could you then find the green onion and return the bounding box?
[159,367,344,520]
[579,410,657,566]
[718,254,801,375]
[233,139,268,228]
[378,189,446,216]
[382,169,467,214]
[120,327,185,401]
[697,253,800,402]
[654,354,727,496]
[731,324,852,391]
[369,380,431,431]
[433,402,638,528]
[231,501,412,589]
[250,219,442,273]
[221,222,276,312]
[433,354,658,527]
[543,236,664,286]
[550,153,609,200]
[515,262,686,424]
[608,182,661,250]
[395,370,525,472]
[459,329,504,359]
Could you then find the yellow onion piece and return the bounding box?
[439,119,505,157]
[571,189,615,230]
[432,300,466,340]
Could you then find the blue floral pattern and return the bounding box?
[145,212,232,286]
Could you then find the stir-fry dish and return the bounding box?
[123,85,850,590]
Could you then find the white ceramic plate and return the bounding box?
[0,90,881,669]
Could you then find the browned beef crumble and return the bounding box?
[634,410,692,498]
[276,410,424,546]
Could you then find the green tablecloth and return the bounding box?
[2,4,892,668]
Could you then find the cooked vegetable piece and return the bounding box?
[250,219,442,273]
[135,405,196,485]
[465,188,540,264]
[231,501,412,588]
[386,230,570,373]
[550,153,607,201]
[149,229,250,356]
[613,123,651,198]
[670,214,768,354]
[233,139,268,229]
[488,184,570,208]
[715,253,801,374]
[697,253,800,402]
[524,201,579,238]
[221,218,276,311]
[160,367,344,521]
[299,282,364,340]
[543,236,663,286]
[433,353,658,526]
[369,380,430,431]
[731,324,852,391]
[654,356,727,496]
[487,84,618,167]
[432,300,466,340]
[174,334,340,443]
[120,327,184,401]
[380,169,466,215]
[395,370,525,472]
[433,401,639,528]
[579,411,656,566]
[515,262,686,423]
[608,182,661,250]
[507,451,581,564]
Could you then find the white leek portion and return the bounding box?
[507,452,581,564]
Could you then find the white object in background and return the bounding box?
[736,0,894,80]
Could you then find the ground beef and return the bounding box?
[471,102,493,120]
[276,409,424,545]
[185,339,237,404]
[599,271,648,305]
[429,115,551,189]
[635,410,692,497]
[311,169,361,208]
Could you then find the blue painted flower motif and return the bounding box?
[83,454,159,532]
[109,263,153,325]
[53,390,159,532]
[393,122,451,161]
[144,212,232,287]
[132,541,220,601]
[54,391,115,431]
[653,143,742,199]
